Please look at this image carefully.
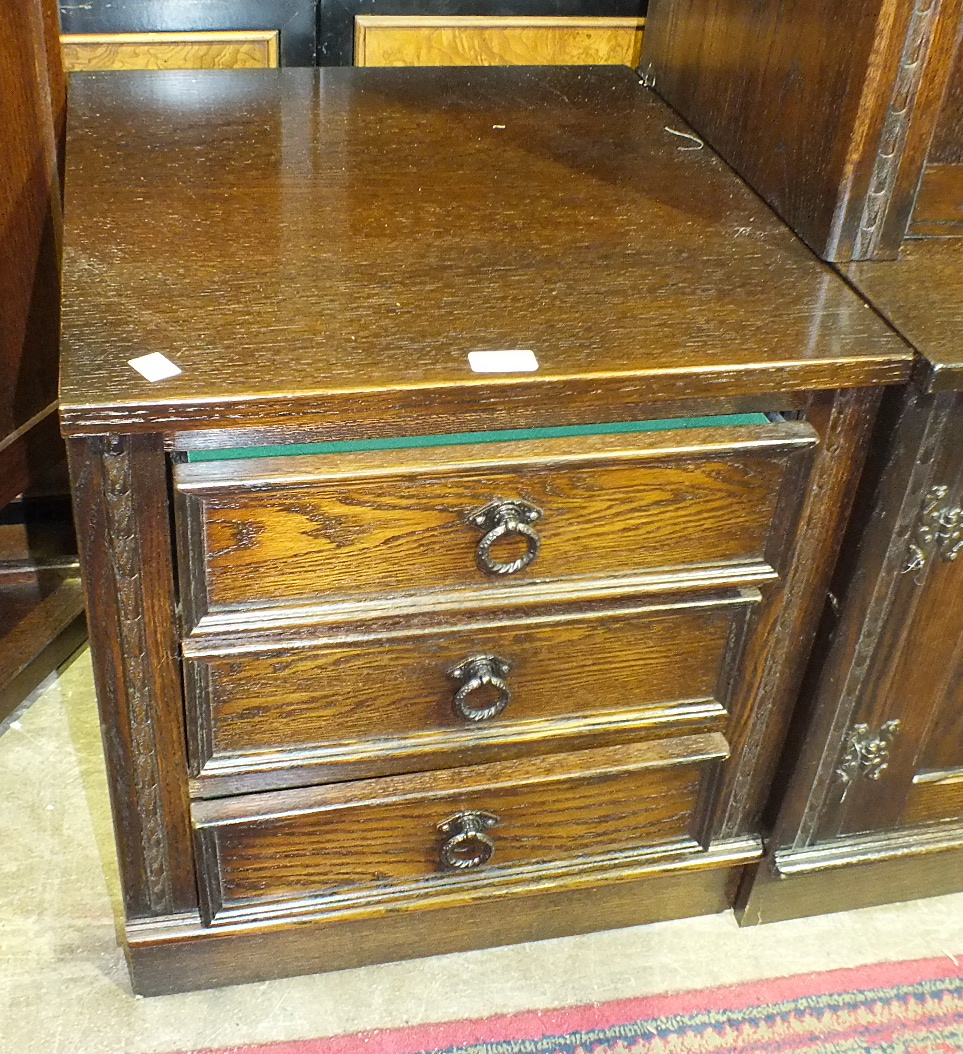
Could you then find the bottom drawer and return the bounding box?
[192,733,727,922]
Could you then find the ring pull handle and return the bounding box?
[448,655,512,721]
[467,499,543,576]
[438,811,499,871]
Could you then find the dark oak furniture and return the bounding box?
[739,242,963,922]
[642,0,963,261]
[60,65,912,994]
[0,0,85,723]
[639,0,963,921]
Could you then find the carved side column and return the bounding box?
[67,433,197,917]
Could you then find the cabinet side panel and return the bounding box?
[0,0,64,448]
[67,434,197,917]
[927,24,963,163]
[708,387,881,839]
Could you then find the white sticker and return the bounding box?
[128,353,182,382]
[468,349,538,373]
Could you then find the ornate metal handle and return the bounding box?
[448,655,512,721]
[438,811,499,871]
[467,499,542,576]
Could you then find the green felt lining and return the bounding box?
[186,414,771,462]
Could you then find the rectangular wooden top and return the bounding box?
[59,66,912,436]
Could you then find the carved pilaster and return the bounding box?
[853,0,943,259]
[101,436,175,908]
[67,433,196,918]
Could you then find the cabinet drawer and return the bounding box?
[175,423,816,628]
[186,590,756,793]
[192,733,728,922]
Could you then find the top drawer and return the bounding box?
[174,421,816,630]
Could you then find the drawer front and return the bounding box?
[186,590,756,792]
[192,734,728,921]
[175,424,816,626]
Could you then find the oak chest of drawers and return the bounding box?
[59,65,913,994]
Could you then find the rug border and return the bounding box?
[178,953,963,1054]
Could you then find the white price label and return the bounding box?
[467,349,539,373]
[128,353,182,382]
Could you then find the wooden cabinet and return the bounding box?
[60,65,912,993]
[0,0,85,721]
[642,0,963,262]
[738,243,963,922]
[56,1,645,68]
[58,1,315,66]
[635,0,963,923]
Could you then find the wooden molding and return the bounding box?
[61,31,279,72]
[737,837,963,925]
[354,16,644,68]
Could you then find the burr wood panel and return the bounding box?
[61,31,279,72]
[353,16,644,68]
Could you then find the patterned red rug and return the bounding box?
[179,956,963,1054]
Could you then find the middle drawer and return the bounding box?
[184,589,756,795]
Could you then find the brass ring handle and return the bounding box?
[438,811,499,871]
[467,499,543,576]
[448,655,512,721]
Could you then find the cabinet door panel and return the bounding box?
[816,397,963,839]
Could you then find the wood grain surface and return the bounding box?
[0,569,85,724]
[928,35,963,164]
[844,241,963,392]
[59,67,911,437]
[128,845,751,993]
[175,424,815,622]
[192,734,727,918]
[57,0,315,68]
[186,590,753,791]
[353,16,644,68]
[642,0,963,261]
[0,0,81,722]
[61,31,279,72]
[738,832,963,925]
[1,0,63,444]
[908,163,963,238]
